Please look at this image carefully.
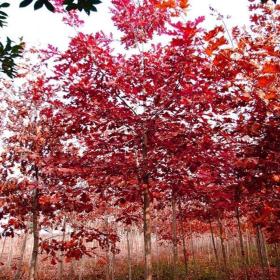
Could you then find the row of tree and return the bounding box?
[0,0,279,279]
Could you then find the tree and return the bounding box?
[0,0,102,77]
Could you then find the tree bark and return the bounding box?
[260,229,270,268]
[143,188,152,280]
[182,234,188,276]
[78,257,84,280]
[14,230,29,280]
[127,230,132,280]
[0,235,7,260]
[217,218,228,272]
[246,230,252,266]
[259,227,271,280]
[29,188,39,280]
[105,217,110,280]
[178,201,188,276]
[142,132,152,280]
[59,217,67,280]
[235,207,249,280]
[111,250,115,280]
[209,220,219,264]
[171,191,178,280]
[8,237,14,267]
[256,225,269,280]
[190,226,195,264]
[274,244,280,277]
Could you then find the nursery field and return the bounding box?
[0,0,279,280]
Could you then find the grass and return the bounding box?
[0,253,279,280]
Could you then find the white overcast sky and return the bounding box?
[2,0,250,50]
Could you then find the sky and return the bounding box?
[1,0,251,51]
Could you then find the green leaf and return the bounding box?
[19,0,34,8]
[0,2,10,8]
[34,0,44,10]
[43,0,55,12]
[92,0,102,4]
[0,11,8,17]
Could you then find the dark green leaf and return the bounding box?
[0,2,9,8]
[34,0,44,10]
[43,0,55,12]
[92,0,102,4]
[19,0,34,8]
[0,11,8,16]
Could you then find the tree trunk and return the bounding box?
[78,257,84,280]
[171,191,178,280]
[111,251,115,280]
[256,225,269,280]
[105,217,110,280]
[127,230,132,280]
[155,228,160,280]
[235,207,249,280]
[14,231,29,280]
[178,201,188,276]
[246,230,252,266]
[182,234,188,276]
[142,132,152,280]
[190,227,195,264]
[259,227,271,280]
[217,218,228,272]
[0,235,7,260]
[8,237,14,267]
[29,188,39,280]
[209,220,219,264]
[59,217,67,280]
[260,230,270,268]
[274,244,280,277]
[105,249,110,280]
[143,188,152,280]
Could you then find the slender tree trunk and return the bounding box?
[111,250,115,280]
[143,188,152,280]
[8,237,14,267]
[171,191,178,280]
[259,227,271,280]
[209,220,219,264]
[78,257,84,280]
[155,227,160,280]
[29,188,39,280]
[0,235,7,259]
[178,201,188,276]
[217,218,228,273]
[235,207,249,280]
[127,230,132,280]
[14,231,29,280]
[142,132,152,280]
[106,249,110,280]
[105,217,110,280]
[260,230,270,268]
[190,227,195,264]
[182,234,188,275]
[256,225,269,280]
[274,244,280,278]
[59,217,67,280]
[246,230,251,266]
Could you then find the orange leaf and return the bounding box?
[205,37,227,56]
[262,63,279,74]
[179,0,189,9]
[156,0,176,9]
[204,26,224,41]
[257,76,275,87]
[264,91,277,100]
